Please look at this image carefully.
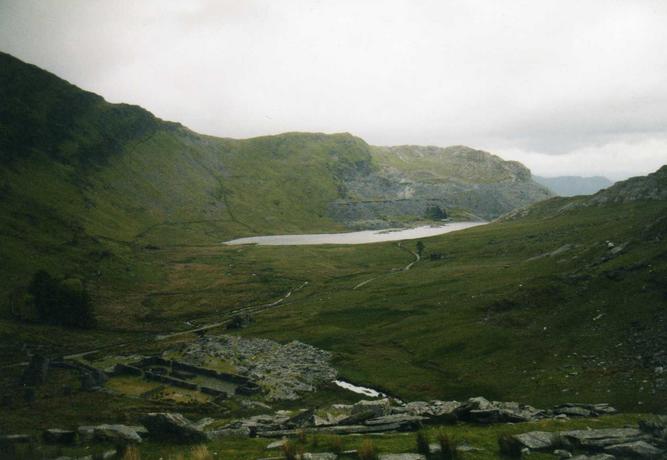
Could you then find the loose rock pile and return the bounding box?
[210,396,621,438]
[508,415,667,459]
[179,335,337,400]
[4,406,663,460]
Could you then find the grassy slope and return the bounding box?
[1,51,665,426]
[235,198,667,412]
[0,53,377,312]
[8,196,659,411]
[0,51,546,341]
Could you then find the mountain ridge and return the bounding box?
[0,51,553,303]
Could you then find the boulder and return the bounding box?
[459,396,492,411]
[364,414,427,430]
[554,405,592,417]
[570,455,615,460]
[639,416,667,439]
[266,438,288,450]
[0,434,33,444]
[352,399,392,417]
[208,427,252,438]
[130,425,149,439]
[378,455,426,460]
[495,401,544,422]
[80,369,108,391]
[591,403,617,415]
[302,453,338,460]
[94,450,118,460]
[140,412,208,443]
[257,423,404,437]
[93,424,143,444]
[561,428,646,449]
[457,444,484,453]
[454,396,495,421]
[554,449,573,458]
[454,397,543,423]
[468,408,504,424]
[338,410,379,425]
[604,440,664,458]
[192,418,216,431]
[403,400,460,419]
[230,413,291,432]
[314,413,348,427]
[43,428,77,444]
[286,408,315,428]
[512,431,560,451]
[77,426,96,442]
[402,401,430,415]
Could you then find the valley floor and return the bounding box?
[1,200,666,459]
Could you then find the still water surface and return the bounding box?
[224,221,485,246]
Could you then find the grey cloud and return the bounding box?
[1,0,666,179]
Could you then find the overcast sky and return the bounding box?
[1,0,667,180]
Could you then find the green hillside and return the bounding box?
[0,51,666,459]
[244,194,667,411]
[0,51,551,315]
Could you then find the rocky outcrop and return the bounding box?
[588,165,667,205]
[604,440,664,458]
[88,425,143,444]
[454,396,545,423]
[208,397,622,439]
[351,399,392,417]
[509,423,665,459]
[0,434,33,444]
[560,428,648,449]
[554,403,618,418]
[302,453,338,460]
[328,145,552,227]
[140,413,208,443]
[42,428,76,444]
[512,431,560,451]
[378,454,426,460]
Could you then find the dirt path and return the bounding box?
[2,282,309,368]
[156,281,309,340]
[352,242,420,290]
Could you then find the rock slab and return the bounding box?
[140,413,208,443]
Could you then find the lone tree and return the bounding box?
[27,270,96,328]
[416,241,425,257]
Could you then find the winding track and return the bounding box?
[155,281,309,340]
[2,281,309,368]
[352,242,420,290]
[6,235,429,366]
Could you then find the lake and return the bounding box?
[223,221,485,246]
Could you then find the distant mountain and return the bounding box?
[0,51,552,302]
[534,175,614,196]
[2,52,667,420]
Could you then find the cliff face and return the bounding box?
[328,145,553,227]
